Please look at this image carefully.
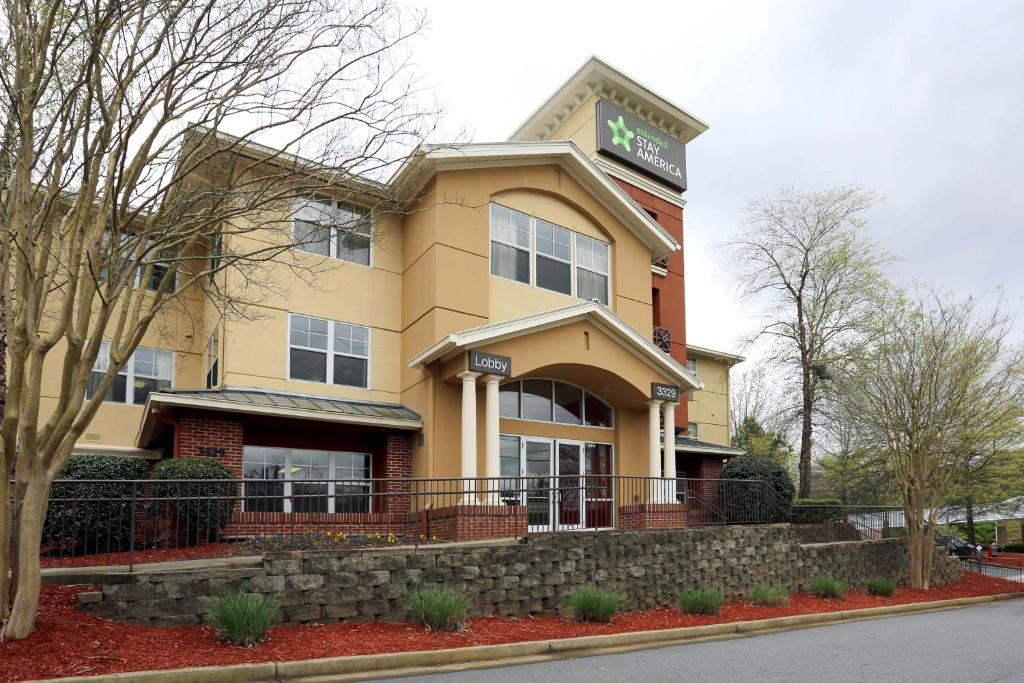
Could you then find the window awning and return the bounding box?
[137,388,422,447]
[675,435,745,457]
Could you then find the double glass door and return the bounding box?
[522,438,586,532]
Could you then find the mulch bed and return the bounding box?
[39,542,243,569]
[1,573,1021,682]
[988,552,1024,568]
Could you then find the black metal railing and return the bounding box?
[31,475,788,568]
[790,505,906,543]
[960,557,1024,583]
[653,325,672,353]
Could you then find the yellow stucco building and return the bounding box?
[44,58,745,538]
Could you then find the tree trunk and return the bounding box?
[906,520,927,588]
[965,499,976,546]
[798,370,813,498]
[2,477,50,639]
[0,296,7,623]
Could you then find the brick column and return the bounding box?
[383,433,413,515]
[175,413,244,475]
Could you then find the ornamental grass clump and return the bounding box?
[866,578,897,597]
[811,577,847,600]
[567,587,621,623]
[208,592,279,646]
[677,588,723,615]
[749,585,790,607]
[409,587,472,632]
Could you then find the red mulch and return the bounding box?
[988,552,1024,568]
[39,543,243,569]
[1,573,1021,682]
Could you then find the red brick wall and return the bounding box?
[618,503,689,530]
[175,413,244,474]
[423,505,528,541]
[611,176,689,430]
[383,434,413,515]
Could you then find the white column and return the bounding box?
[647,400,663,502]
[458,371,481,504]
[483,374,502,504]
[662,401,677,503]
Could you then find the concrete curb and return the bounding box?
[33,592,1024,683]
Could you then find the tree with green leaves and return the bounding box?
[731,416,795,467]
[728,186,892,497]
[836,287,1024,587]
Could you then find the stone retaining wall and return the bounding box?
[70,525,963,627]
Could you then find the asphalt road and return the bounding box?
[384,598,1024,683]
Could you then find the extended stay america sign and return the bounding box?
[596,99,687,192]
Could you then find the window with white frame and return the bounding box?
[489,204,531,284]
[241,446,372,514]
[489,203,611,303]
[688,421,699,439]
[293,197,371,266]
[288,314,369,388]
[575,234,610,304]
[205,331,219,389]
[687,357,698,377]
[86,342,173,405]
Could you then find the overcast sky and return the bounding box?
[414,0,1024,356]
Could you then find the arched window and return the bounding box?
[498,379,613,428]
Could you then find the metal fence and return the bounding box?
[960,557,1024,583]
[789,504,907,543]
[32,475,791,569]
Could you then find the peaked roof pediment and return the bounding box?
[408,301,701,391]
[391,140,679,259]
[509,56,709,145]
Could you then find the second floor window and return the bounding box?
[86,342,174,405]
[687,358,698,377]
[288,314,369,388]
[293,198,371,266]
[688,421,699,439]
[489,203,610,304]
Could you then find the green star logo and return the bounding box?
[607,116,635,152]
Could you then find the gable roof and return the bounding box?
[510,56,709,145]
[408,301,701,391]
[391,140,679,259]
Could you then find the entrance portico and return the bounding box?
[409,302,698,533]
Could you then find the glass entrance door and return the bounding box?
[556,442,583,530]
[523,439,553,530]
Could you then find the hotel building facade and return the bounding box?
[44,58,745,538]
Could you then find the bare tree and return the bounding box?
[728,186,891,497]
[0,0,438,638]
[730,365,793,440]
[836,288,1024,587]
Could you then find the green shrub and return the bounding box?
[677,589,723,615]
[149,458,238,545]
[208,592,278,646]
[811,577,847,600]
[567,586,621,623]
[792,499,846,524]
[43,455,148,555]
[866,578,896,597]
[1002,542,1024,553]
[409,587,472,632]
[749,585,790,607]
[718,455,795,523]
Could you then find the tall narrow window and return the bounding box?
[288,314,369,388]
[687,358,698,377]
[688,421,699,439]
[489,204,530,284]
[535,220,572,295]
[576,234,610,304]
[205,331,219,389]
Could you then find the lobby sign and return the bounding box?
[596,99,687,191]
[651,382,681,402]
[469,351,512,377]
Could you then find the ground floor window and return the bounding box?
[242,446,371,514]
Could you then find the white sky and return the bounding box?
[413,0,1024,358]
